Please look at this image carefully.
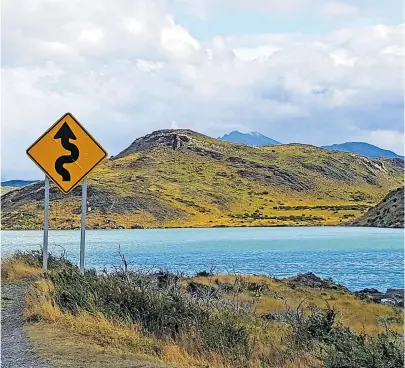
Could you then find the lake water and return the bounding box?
[1,227,403,291]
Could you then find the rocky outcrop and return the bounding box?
[115,130,193,158]
[352,187,404,228]
[355,288,404,307]
[283,272,348,291]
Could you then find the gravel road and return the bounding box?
[1,281,51,368]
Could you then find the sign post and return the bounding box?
[26,112,107,273]
[43,176,50,271]
[80,178,87,274]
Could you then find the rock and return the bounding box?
[131,224,144,229]
[356,288,381,294]
[352,187,404,228]
[381,298,397,306]
[385,288,404,298]
[355,288,404,307]
[284,272,348,291]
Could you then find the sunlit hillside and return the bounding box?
[1,129,403,230]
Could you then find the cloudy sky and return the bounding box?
[1,0,404,180]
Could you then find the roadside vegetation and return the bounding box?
[2,250,404,368]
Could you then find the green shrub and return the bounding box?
[286,306,404,368]
[200,312,252,361]
[323,330,404,368]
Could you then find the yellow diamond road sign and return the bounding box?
[27,112,107,194]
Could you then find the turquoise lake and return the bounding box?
[1,227,403,291]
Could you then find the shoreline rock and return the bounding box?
[355,288,404,307]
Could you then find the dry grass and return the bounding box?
[24,279,170,367]
[192,274,404,335]
[24,283,317,368]
[23,279,234,368]
[1,259,42,281]
[25,279,162,354]
[26,323,170,368]
[23,275,320,368]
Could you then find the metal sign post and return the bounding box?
[43,176,50,272]
[26,112,107,274]
[80,178,87,274]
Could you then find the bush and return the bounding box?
[196,270,212,277]
[324,330,404,368]
[200,312,252,361]
[48,265,255,363]
[286,305,404,368]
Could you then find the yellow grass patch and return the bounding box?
[192,274,404,335]
[24,280,163,358]
[1,259,42,281]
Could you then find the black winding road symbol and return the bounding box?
[54,122,79,181]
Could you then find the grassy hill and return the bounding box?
[1,129,403,230]
[353,187,404,228]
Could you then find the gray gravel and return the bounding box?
[1,282,51,368]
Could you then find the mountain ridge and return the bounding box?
[1,180,39,187]
[217,130,403,159]
[322,142,403,159]
[218,130,281,146]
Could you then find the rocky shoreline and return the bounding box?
[354,288,404,307]
[280,272,404,307]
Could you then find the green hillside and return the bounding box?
[1,129,403,230]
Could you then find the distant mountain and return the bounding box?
[218,131,281,146]
[322,142,403,159]
[353,187,404,228]
[1,180,38,187]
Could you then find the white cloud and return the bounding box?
[233,46,283,62]
[79,28,104,44]
[124,19,146,36]
[330,49,358,67]
[1,0,404,179]
[160,16,202,61]
[221,0,309,14]
[321,1,358,18]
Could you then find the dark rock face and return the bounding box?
[355,288,404,307]
[225,156,313,191]
[352,187,404,228]
[130,224,144,229]
[114,130,194,158]
[0,181,77,211]
[283,272,348,291]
